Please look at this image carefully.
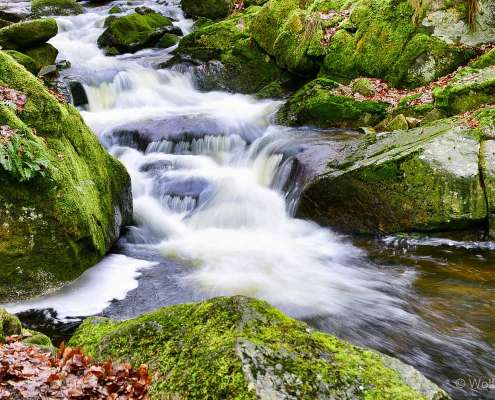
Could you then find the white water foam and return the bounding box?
[5,255,156,320]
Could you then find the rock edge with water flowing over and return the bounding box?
[69,295,450,400]
[0,51,132,301]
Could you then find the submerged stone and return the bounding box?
[0,52,132,300]
[69,296,449,400]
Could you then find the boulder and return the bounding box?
[31,0,83,16]
[296,115,491,235]
[170,7,291,96]
[4,50,40,75]
[97,10,175,55]
[23,43,59,69]
[157,33,179,49]
[181,0,232,20]
[277,78,388,128]
[0,18,57,51]
[0,51,132,301]
[69,296,449,400]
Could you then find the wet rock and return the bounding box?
[31,0,83,17]
[169,7,293,95]
[0,51,132,301]
[0,0,31,22]
[68,80,88,107]
[69,296,450,399]
[296,117,489,234]
[97,10,174,55]
[0,18,57,50]
[277,78,388,128]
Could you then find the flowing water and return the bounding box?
[3,2,495,399]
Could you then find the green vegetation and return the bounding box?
[70,296,448,399]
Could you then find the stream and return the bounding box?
[2,1,495,399]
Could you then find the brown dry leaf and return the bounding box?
[0,337,151,399]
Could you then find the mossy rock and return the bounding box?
[108,6,123,14]
[0,18,58,51]
[69,296,449,400]
[250,0,473,85]
[172,7,290,95]
[97,10,174,54]
[181,0,232,19]
[471,48,495,69]
[0,52,132,301]
[297,117,489,234]
[0,308,22,341]
[277,78,388,128]
[434,65,495,115]
[3,50,40,75]
[31,0,84,17]
[23,43,59,71]
[479,109,495,238]
[157,33,179,49]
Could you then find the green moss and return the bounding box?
[157,33,179,49]
[108,5,123,14]
[4,50,40,75]
[97,11,173,54]
[182,0,233,20]
[0,18,58,51]
[0,308,22,341]
[23,44,59,69]
[434,65,495,115]
[173,7,290,94]
[31,0,84,16]
[277,78,388,128]
[0,52,131,300]
[471,48,495,69]
[351,77,375,96]
[70,296,445,399]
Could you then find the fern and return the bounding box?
[0,128,50,182]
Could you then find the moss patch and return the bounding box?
[69,296,447,399]
[31,0,84,16]
[0,52,132,301]
[0,18,58,51]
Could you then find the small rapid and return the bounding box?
[4,2,495,399]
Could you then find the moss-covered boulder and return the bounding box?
[23,43,59,69]
[97,10,175,55]
[181,0,232,20]
[31,0,83,17]
[0,18,57,51]
[69,296,449,400]
[4,50,40,75]
[0,52,132,300]
[157,33,179,49]
[171,7,290,95]
[250,0,473,86]
[297,115,491,235]
[277,78,388,128]
[434,65,495,116]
